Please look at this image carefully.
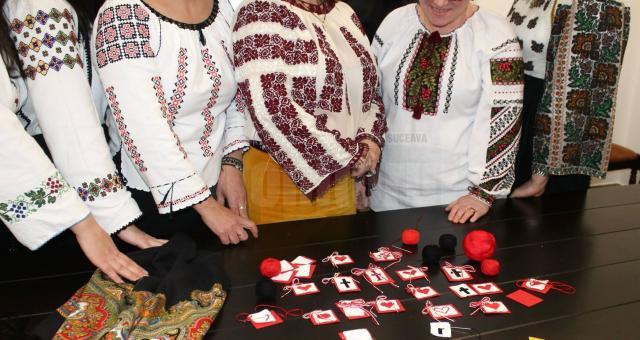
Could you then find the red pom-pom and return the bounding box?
[481,258,500,276]
[402,229,420,245]
[463,230,496,261]
[259,258,281,277]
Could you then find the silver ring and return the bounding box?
[239,205,247,210]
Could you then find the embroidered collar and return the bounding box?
[140,0,218,30]
[283,0,336,15]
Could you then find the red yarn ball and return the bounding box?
[259,258,281,277]
[463,230,496,261]
[481,258,500,276]
[402,229,420,245]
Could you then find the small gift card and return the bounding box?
[248,309,283,329]
[291,256,316,267]
[309,310,340,326]
[292,282,320,296]
[430,322,452,338]
[409,286,440,300]
[293,264,316,279]
[471,282,503,295]
[395,267,428,282]
[333,276,361,293]
[369,250,400,262]
[338,329,373,340]
[374,299,405,314]
[450,283,479,298]
[365,267,395,286]
[336,301,371,320]
[480,300,511,314]
[330,254,355,266]
[507,289,543,307]
[271,270,295,284]
[428,304,462,320]
[441,265,474,282]
[280,260,295,272]
[522,278,551,294]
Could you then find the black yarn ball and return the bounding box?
[256,277,277,302]
[422,244,442,265]
[439,234,458,252]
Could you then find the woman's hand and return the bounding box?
[510,174,549,198]
[352,139,381,178]
[194,197,258,245]
[117,224,167,249]
[216,151,249,218]
[71,216,148,283]
[355,180,369,211]
[445,195,490,224]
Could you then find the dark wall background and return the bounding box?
[346,0,414,39]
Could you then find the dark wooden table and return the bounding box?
[2,185,640,339]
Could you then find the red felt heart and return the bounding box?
[529,279,545,286]
[334,255,346,262]
[317,313,332,319]
[418,287,431,294]
[406,270,417,275]
[297,284,311,291]
[381,301,395,309]
[485,302,500,310]
[477,284,492,291]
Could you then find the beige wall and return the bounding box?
[478,0,639,185]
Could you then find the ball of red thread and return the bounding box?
[259,258,281,277]
[463,230,496,261]
[481,258,500,276]
[402,229,420,245]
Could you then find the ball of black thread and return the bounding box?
[256,277,277,302]
[422,244,442,265]
[439,234,457,252]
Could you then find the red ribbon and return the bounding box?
[469,297,492,316]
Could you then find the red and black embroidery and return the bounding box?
[95,4,153,68]
[233,0,306,32]
[156,186,209,210]
[152,76,188,159]
[169,48,188,118]
[315,25,343,113]
[10,7,83,79]
[291,76,317,113]
[403,32,452,119]
[106,86,147,172]
[233,34,318,68]
[238,80,315,192]
[490,58,525,85]
[199,48,222,157]
[340,27,377,112]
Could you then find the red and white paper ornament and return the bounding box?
[470,282,503,295]
[441,261,476,282]
[281,278,320,297]
[422,301,462,322]
[323,251,355,268]
[515,278,576,295]
[335,299,380,326]
[338,329,374,340]
[322,273,362,294]
[351,264,398,294]
[373,295,405,314]
[395,266,429,283]
[236,305,304,330]
[302,309,340,326]
[405,284,440,300]
[369,247,403,268]
[469,297,510,315]
[449,283,479,298]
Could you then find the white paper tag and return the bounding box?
[430,322,452,338]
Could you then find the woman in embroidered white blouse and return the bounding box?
[93,0,258,244]
[369,0,524,223]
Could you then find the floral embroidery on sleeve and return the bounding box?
[76,172,124,202]
[0,172,71,223]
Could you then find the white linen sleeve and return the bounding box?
[0,104,90,250]
[7,0,142,233]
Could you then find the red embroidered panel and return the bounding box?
[199,48,222,157]
[233,34,318,68]
[351,12,366,36]
[340,27,377,112]
[233,1,306,32]
[314,25,344,113]
[291,76,317,114]
[152,76,188,159]
[106,86,147,172]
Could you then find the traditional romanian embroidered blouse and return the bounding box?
[93,0,249,213]
[369,5,524,211]
[1,59,90,250]
[232,0,387,196]
[531,0,630,178]
[3,0,142,235]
